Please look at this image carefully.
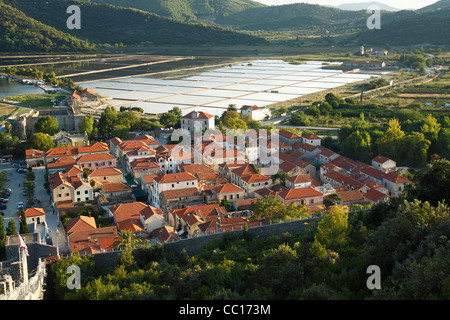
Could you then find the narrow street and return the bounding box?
[0,163,68,254]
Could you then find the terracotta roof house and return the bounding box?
[286,174,313,189]
[363,188,389,204]
[66,215,97,235]
[17,208,46,225]
[169,204,226,236]
[152,226,180,243]
[151,172,199,208]
[277,187,324,207]
[204,183,244,205]
[88,168,123,184]
[68,226,118,254]
[181,110,215,136]
[45,142,109,163]
[25,149,45,166]
[76,152,116,170]
[109,201,165,235]
[336,190,366,205]
[279,129,302,145]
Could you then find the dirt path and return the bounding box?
[57,57,190,78]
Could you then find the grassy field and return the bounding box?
[5,93,66,108]
[0,103,30,123]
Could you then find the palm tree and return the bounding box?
[113,229,142,249]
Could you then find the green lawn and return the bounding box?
[5,93,66,108]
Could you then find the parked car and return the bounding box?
[4,188,11,193]
[23,191,29,196]
[2,198,9,203]
[17,202,23,209]
[0,204,7,210]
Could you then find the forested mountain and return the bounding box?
[0,1,96,53]
[353,8,450,45]
[332,2,401,11]
[89,0,265,21]
[213,2,398,30]
[0,0,266,52]
[419,0,450,11]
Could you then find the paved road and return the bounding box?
[0,163,68,254]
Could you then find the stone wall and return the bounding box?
[91,218,319,269]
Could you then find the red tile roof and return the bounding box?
[278,187,323,200]
[76,153,115,163]
[182,111,214,119]
[363,188,387,202]
[286,174,312,184]
[153,172,197,184]
[66,215,97,234]
[18,208,45,218]
[372,155,394,164]
[88,168,122,177]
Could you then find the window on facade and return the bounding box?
[85,190,89,194]
[77,191,80,195]
[77,198,80,202]
[65,193,69,197]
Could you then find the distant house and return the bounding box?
[151,172,199,208]
[279,129,303,145]
[76,153,116,170]
[152,226,180,244]
[17,208,46,226]
[25,149,45,166]
[240,105,271,121]
[336,190,366,206]
[52,131,88,147]
[363,188,389,204]
[88,168,123,184]
[285,174,313,189]
[66,215,97,235]
[302,133,321,146]
[67,88,99,107]
[372,155,396,173]
[277,187,324,207]
[204,183,245,206]
[181,110,215,137]
[109,202,165,235]
[68,226,118,255]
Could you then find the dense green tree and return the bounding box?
[377,118,405,161]
[80,114,94,136]
[340,130,372,163]
[19,209,29,234]
[26,132,55,150]
[313,205,350,253]
[407,159,450,206]
[97,107,118,140]
[34,116,59,135]
[399,132,431,168]
[6,219,16,236]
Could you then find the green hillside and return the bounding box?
[0,1,96,53]
[353,8,450,46]
[88,0,266,21]
[2,0,266,48]
[419,0,450,11]
[214,3,388,30]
